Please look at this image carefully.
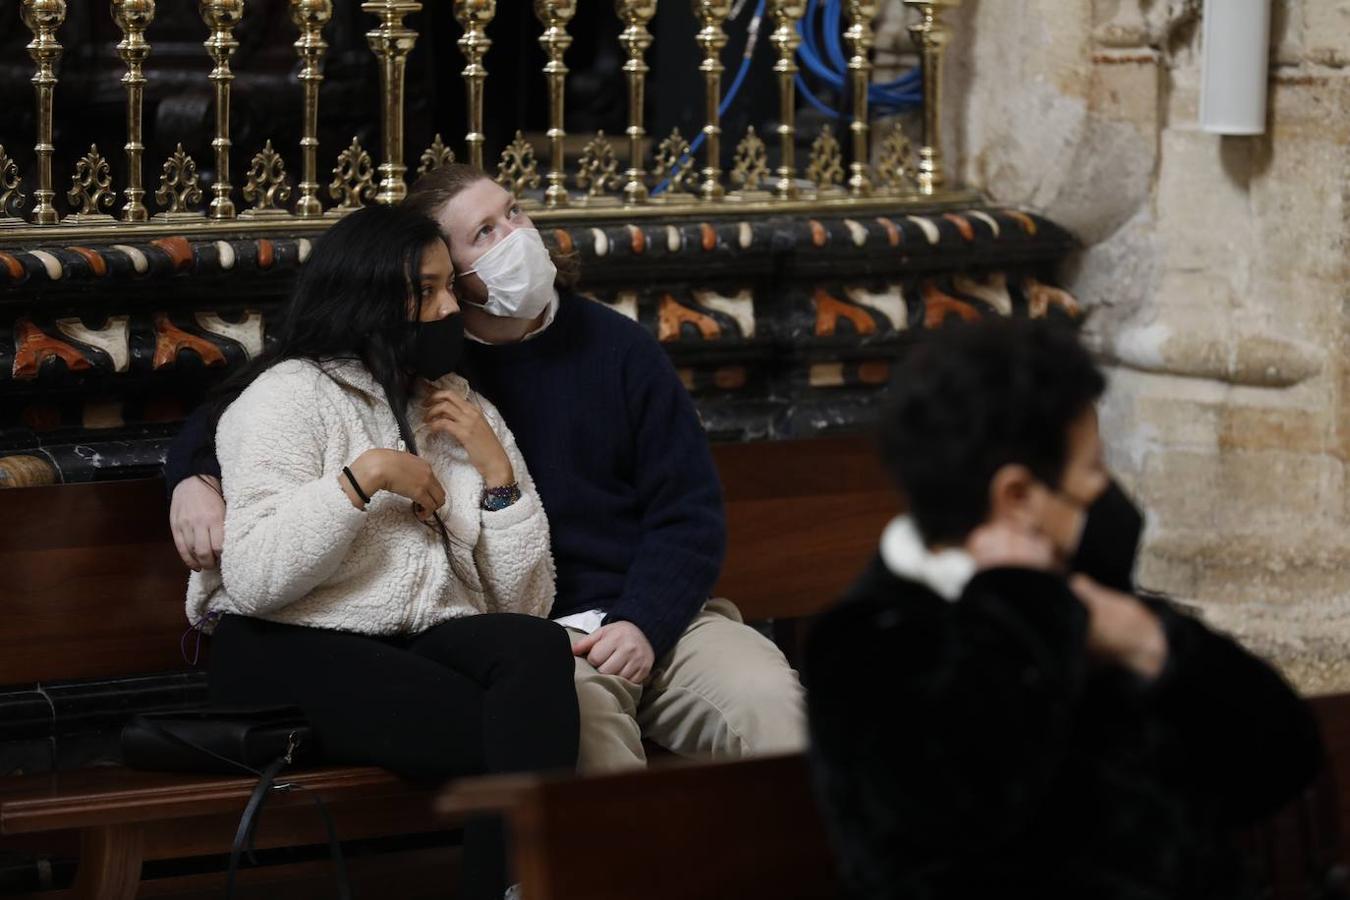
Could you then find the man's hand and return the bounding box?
[1070,574,1169,680]
[965,520,1056,572]
[572,621,656,684]
[170,476,225,571]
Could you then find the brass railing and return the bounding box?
[1,0,968,241]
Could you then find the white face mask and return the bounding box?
[461,228,558,320]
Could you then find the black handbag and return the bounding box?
[120,706,349,899]
[121,705,314,774]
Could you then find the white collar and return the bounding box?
[465,291,560,345]
[879,516,977,602]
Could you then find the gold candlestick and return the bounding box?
[21,0,66,225]
[692,0,732,201]
[767,0,804,200]
[617,0,657,205]
[200,0,244,220]
[363,1,421,205]
[844,0,877,197]
[291,0,332,217]
[113,0,154,223]
[904,0,960,194]
[535,0,577,208]
[455,1,496,172]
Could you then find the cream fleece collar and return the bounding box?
[879,516,977,603]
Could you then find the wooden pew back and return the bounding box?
[0,435,894,686]
[441,754,838,900]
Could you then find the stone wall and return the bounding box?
[878,0,1350,692]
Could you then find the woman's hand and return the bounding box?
[423,391,514,487]
[344,449,445,521]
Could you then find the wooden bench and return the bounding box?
[440,754,838,900]
[0,435,893,898]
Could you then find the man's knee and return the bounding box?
[716,652,807,755]
[573,656,647,772]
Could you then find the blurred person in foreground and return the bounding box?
[804,316,1323,900]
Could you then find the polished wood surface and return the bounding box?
[0,477,187,685]
[441,753,839,900]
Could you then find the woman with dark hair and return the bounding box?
[186,204,578,900]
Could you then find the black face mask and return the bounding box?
[1070,479,1146,594]
[408,313,465,381]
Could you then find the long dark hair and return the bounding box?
[196,204,444,459]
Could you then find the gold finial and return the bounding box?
[495,131,540,198]
[691,0,733,201]
[652,128,695,195]
[64,144,116,222]
[807,124,844,190]
[0,146,27,225]
[731,126,769,192]
[767,0,805,200]
[616,0,657,204]
[241,140,293,217]
[21,0,67,225]
[876,126,918,193]
[199,0,245,219]
[534,0,577,208]
[576,132,622,198]
[154,143,205,220]
[417,134,456,177]
[455,0,497,171]
[113,0,156,223]
[329,135,377,214]
[290,0,333,217]
[363,1,421,205]
[903,0,961,194]
[843,0,877,197]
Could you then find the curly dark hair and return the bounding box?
[879,317,1107,546]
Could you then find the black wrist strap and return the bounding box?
[342,466,371,506]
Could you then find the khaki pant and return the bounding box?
[569,598,807,773]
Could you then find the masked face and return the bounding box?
[408,313,464,381]
[406,239,463,381]
[1070,479,1146,593]
[459,227,557,320]
[999,407,1109,568]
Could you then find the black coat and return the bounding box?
[804,558,1323,900]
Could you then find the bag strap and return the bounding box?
[137,720,350,900]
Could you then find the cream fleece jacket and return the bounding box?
[186,358,555,634]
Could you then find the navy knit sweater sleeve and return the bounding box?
[163,403,221,495]
[601,329,727,658]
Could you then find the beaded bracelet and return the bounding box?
[481,482,522,512]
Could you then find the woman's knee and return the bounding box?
[488,614,576,676]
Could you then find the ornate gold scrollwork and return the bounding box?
[154,143,205,220]
[417,134,456,178]
[65,144,116,222]
[807,125,845,191]
[731,127,770,193]
[0,146,27,225]
[495,131,541,198]
[241,140,293,217]
[576,132,623,198]
[329,136,377,214]
[652,128,695,196]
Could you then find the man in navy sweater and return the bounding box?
[166,166,805,770]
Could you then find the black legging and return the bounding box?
[209,612,580,900]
